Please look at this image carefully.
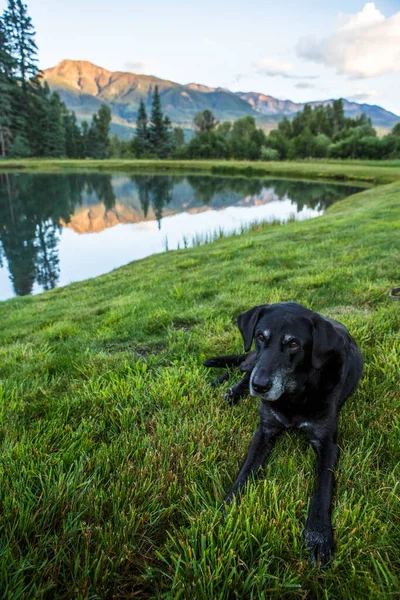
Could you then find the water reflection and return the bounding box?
[0,173,116,296]
[132,174,174,226]
[0,172,363,299]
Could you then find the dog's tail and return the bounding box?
[203,353,248,368]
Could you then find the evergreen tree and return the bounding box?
[149,86,170,158]
[43,92,66,157]
[0,18,15,156]
[63,110,83,158]
[95,104,111,157]
[8,77,31,155]
[86,104,111,158]
[2,0,41,156]
[0,0,104,159]
[2,0,38,85]
[81,121,89,157]
[146,84,153,107]
[135,99,149,157]
[26,77,50,156]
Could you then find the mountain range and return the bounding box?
[43,60,400,139]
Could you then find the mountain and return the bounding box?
[43,60,400,138]
[236,93,400,129]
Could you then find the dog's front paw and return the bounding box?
[224,387,240,405]
[304,521,334,567]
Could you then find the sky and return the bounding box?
[1,0,400,115]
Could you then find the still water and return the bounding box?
[0,172,363,300]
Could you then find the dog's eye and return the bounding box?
[256,333,265,343]
[288,340,300,349]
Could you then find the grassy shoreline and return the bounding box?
[0,166,399,597]
[1,157,400,184]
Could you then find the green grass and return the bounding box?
[0,164,399,598]
[2,157,400,184]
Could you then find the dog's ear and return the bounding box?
[312,317,345,369]
[237,305,269,352]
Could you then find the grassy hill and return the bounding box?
[0,160,399,597]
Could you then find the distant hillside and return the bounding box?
[43,60,400,137]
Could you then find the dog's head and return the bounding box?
[237,302,345,402]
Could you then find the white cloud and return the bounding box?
[295,82,315,89]
[254,58,294,77]
[346,88,380,103]
[254,59,318,80]
[231,73,244,85]
[297,3,400,78]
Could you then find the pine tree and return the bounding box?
[43,92,66,157]
[2,0,41,156]
[26,77,50,156]
[135,99,149,157]
[3,0,38,85]
[147,84,153,107]
[0,18,15,156]
[149,86,171,158]
[95,104,111,157]
[63,110,82,158]
[87,104,111,158]
[81,121,89,157]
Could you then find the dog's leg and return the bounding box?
[224,372,251,405]
[210,371,231,387]
[303,428,339,567]
[203,353,249,369]
[205,351,256,393]
[225,425,280,504]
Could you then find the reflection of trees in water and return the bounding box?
[83,175,116,212]
[186,176,263,205]
[131,175,175,229]
[266,180,358,211]
[185,176,358,211]
[35,221,60,291]
[129,175,360,221]
[0,174,40,296]
[0,171,361,298]
[0,172,116,296]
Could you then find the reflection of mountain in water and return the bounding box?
[0,172,362,297]
[61,175,361,234]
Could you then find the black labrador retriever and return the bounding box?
[204,302,363,566]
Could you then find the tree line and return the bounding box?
[263,101,400,160]
[115,102,399,161]
[1,1,400,161]
[0,0,112,158]
[114,108,268,160]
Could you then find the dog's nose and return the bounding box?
[252,379,273,394]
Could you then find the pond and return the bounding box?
[0,171,364,301]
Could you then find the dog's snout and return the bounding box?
[252,378,273,395]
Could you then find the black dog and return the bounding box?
[204,302,363,566]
